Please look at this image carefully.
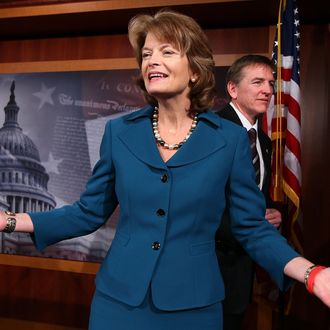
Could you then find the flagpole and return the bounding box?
[273,0,284,203]
[273,2,286,330]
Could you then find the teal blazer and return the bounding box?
[30,106,299,311]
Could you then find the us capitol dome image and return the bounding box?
[0,79,115,261]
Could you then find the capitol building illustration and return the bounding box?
[0,80,116,261]
[0,81,56,255]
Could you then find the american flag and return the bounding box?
[263,0,303,254]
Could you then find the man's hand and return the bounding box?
[265,208,281,228]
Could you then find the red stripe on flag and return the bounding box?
[273,93,301,122]
[287,96,301,122]
[281,67,292,81]
[271,116,287,134]
[283,166,301,197]
[286,130,301,162]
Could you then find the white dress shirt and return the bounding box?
[230,102,265,190]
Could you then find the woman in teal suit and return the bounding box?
[1,9,329,330]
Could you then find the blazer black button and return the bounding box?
[161,174,168,183]
[152,241,161,250]
[156,208,166,217]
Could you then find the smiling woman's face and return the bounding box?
[141,32,195,103]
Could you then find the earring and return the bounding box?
[191,77,196,83]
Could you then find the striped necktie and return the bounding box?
[248,128,261,185]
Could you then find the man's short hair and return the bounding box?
[226,54,275,85]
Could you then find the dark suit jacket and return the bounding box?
[30,106,297,312]
[215,103,275,314]
[218,103,273,201]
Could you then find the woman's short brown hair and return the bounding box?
[128,9,216,115]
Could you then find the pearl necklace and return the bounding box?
[152,107,198,150]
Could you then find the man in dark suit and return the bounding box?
[215,55,282,330]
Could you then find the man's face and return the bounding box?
[227,64,275,123]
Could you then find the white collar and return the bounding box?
[230,102,258,132]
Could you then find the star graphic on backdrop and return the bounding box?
[42,152,63,175]
[33,83,56,110]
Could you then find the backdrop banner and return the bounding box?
[0,67,227,262]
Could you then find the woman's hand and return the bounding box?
[284,257,330,308]
[0,211,34,233]
[313,267,330,308]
